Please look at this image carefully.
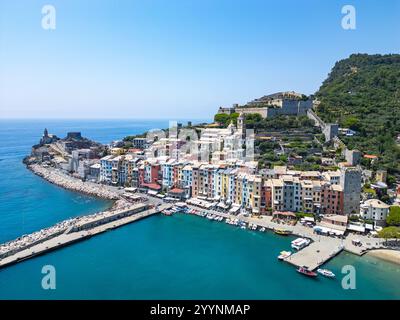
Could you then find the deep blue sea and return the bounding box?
[0,119,399,299]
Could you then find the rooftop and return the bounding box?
[362,199,390,209]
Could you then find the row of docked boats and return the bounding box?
[162,203,189,215]
[248,223,258,230]
[206,213,224,221]
[225,218,266,232]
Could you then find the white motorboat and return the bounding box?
[317,269,335,278]
[278,251,292,260]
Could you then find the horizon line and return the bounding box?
[0,117,212,121]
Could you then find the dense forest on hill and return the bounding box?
[315,54,400,175]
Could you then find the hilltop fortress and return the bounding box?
[218,91,313,119]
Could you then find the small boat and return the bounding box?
[297,266,318,277]
[162,209,173,216]
[278,251,292,260]
[317,269,335,278]
[260,227,266,232]
[274,228,292,236]
[291,238,311,250]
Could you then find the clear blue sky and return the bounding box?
[0,0,399,119]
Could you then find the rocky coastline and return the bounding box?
[26,163,121,201]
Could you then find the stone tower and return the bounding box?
[237,113,245,138]
[340,167,361,215]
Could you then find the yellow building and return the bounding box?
[249,176,262,214]
[111,147,125,156]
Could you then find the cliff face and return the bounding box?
[315,54,400,174]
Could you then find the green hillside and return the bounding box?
[315,53,400,175]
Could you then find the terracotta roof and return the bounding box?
[142,183,161,190]
[273,211,296,217]
[363,154,378,159]
[169,188,185,194]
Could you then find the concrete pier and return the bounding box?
[284,241,344,270]
[0,203,168,269]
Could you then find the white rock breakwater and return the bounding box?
[0,201,147,259]
[28,164,120,200]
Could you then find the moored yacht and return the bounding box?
[291,238,311,250]
[317,269,335,278]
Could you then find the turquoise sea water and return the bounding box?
[0,119,399,299]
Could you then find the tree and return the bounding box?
[214,112,239,127]
[230,112,240,125]
[214,113,230,125]
[378,226,400,240]
[342,116,360,130]
[386,206,400,226]
[315,54,400,175]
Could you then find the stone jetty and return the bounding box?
[28,164,120,200]
[0,202,169,269]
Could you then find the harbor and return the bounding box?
[0,181,390,273]
[20,126,399,276]
[172,201,389,271]
[4,154,397,275]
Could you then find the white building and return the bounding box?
[361,199,390,226]
[322,171,341,185]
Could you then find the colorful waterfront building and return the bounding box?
[282,175,302,212]
[321,183,344,215]
[99,155,114,183]
[162,159,176,189]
